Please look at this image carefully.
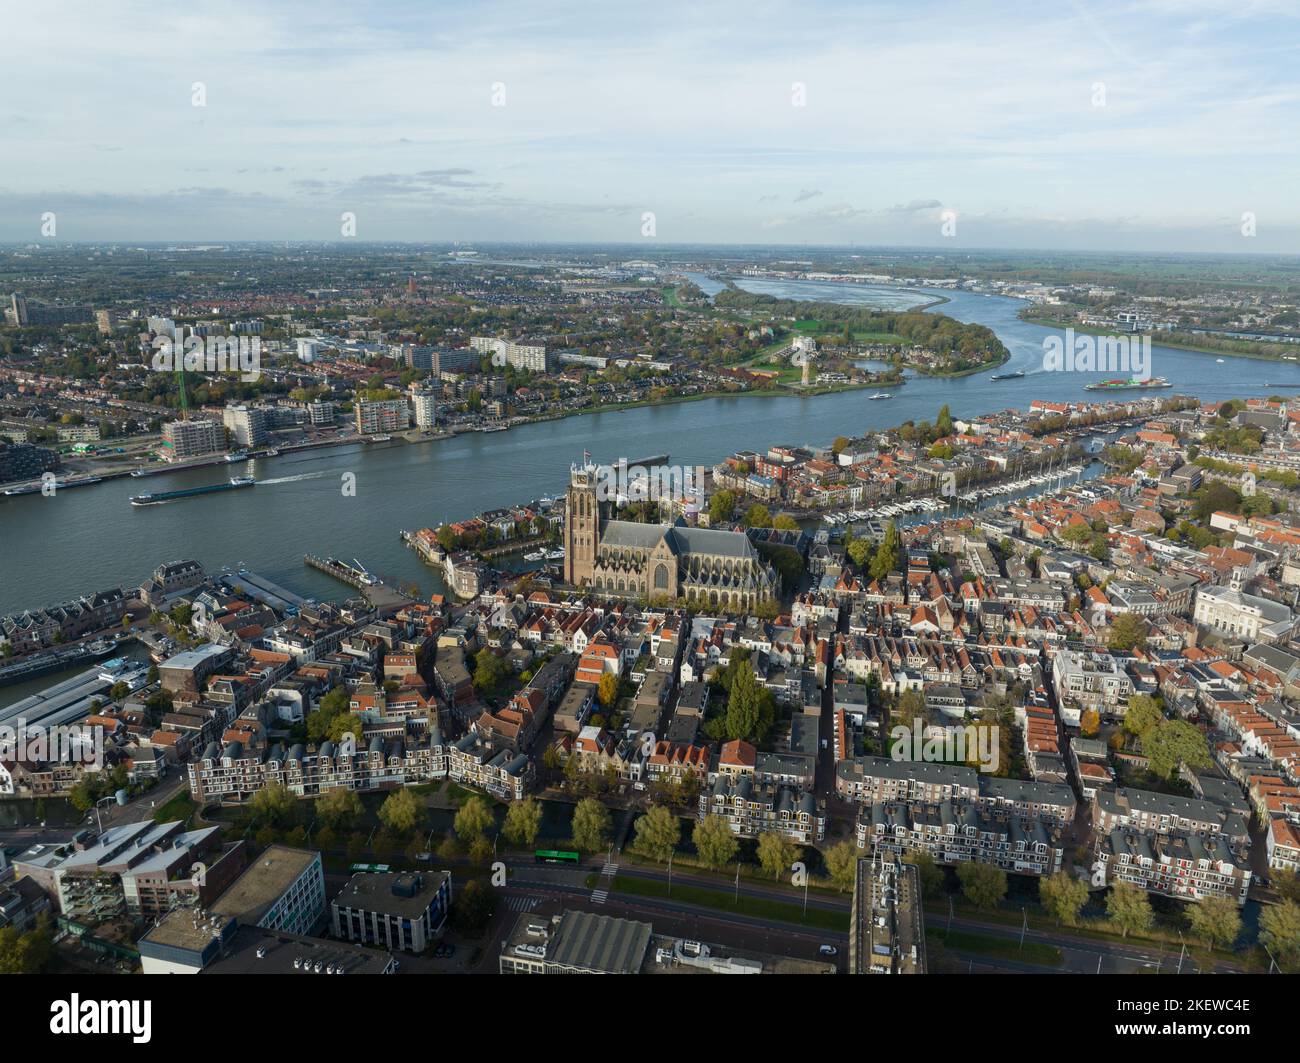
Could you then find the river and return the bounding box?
[2,277,1295,618]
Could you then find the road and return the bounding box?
[0,773,188,856]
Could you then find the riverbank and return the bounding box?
[1018,309,1300,366]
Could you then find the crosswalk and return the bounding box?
[590,860,618,905]
[505,895,539,913]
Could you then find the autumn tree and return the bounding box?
[1186,895,1241,951]
[571,797,611,852]
[502,797,543,848]
[693,815,739,870]
[1106,881,1153,938]
[378,787,423,835]
[1040,872,1088,926]
[454,795,494,841]
[824,841,859,893]
[956,861,1006,910]
[756,831,799,881]
[249,781,295,826]
[597,671,619,709]
[631,805,680,863]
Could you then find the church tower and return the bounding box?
[564,462,600,587]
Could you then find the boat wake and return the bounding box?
[258,472,329,485]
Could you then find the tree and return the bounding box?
[1040,872,1089,926]
[1143,720,1212,780]
[724,659,776,743]
[1106,881,1153,938]
[1274,869,1300,905]
[378,787,423,835]
[956,861,1006,910]
[317,786,365,831]
[454,795,494,841]
[708,490,736,524]
[0,916,54,974]
[742,503,773,528]
[846,535,873,568]
[1259,899,1300,971]
[345,832,365,863]
[373,829,397,863]
[501,797,543,848]
[469,835,493,865]
[902,851,944,899]
[1123,694,1164,740]
[693,814,739,870]
[454,879,498,933]
[895,688,926,727]
[571,797,611,852]
[1079,708,1101,738]
[632,805,680,863]
[935,404,953,438]
[1186,895,1241,951]
[473,649,510,694]
[1107,612,1147,652]
[756,831,799,881]
[249,781,295,826]
[870,521,902,582]
[824,841,859,893]
[597,671,619,709]
[327,711,366,745]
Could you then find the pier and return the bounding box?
[304,554,382,589]
[226,568,308,613]
[303,554,416,613]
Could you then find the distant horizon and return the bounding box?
[4,239,1300,261]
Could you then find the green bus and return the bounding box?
[534,849,580,865]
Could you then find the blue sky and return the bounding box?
[2,0,1298,251]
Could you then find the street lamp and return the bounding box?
[92,794,116,834]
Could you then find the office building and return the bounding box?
[210,845,325,936]
[331,871,451,953]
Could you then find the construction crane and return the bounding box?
[177,359,189,420]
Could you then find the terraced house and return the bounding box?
[1091,786,1254,904]
[699,775,826,843]
[858,800,1064,876]
[188,732,448,803]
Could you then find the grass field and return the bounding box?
[610,873,850,933]
[927,927,1063,967]
[152,791,198,825]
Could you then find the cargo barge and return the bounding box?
[130,476,255,506]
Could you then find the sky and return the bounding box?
[2,0,1299,252]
